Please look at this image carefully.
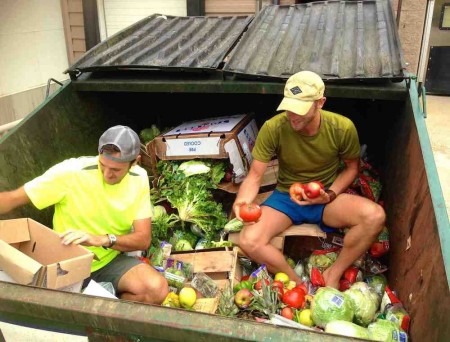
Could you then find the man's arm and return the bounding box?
[328,158,359,195]
[232,159,268,219]
[60,217,152,251]
[0,186,31,214]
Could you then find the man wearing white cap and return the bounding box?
[233,71,385,288]
[0,125,168,304]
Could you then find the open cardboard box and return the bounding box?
[146,114,261,192]
[0,218,93,290]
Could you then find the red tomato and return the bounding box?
[294,283,307,296]
[280,307,294,320]
[138,256,150,264]
[241,275,251,282]
[254,279,270,291]
[289,182,304,202]
[303,181,324,199]
[282,289,305,309]
[239,203,262,222]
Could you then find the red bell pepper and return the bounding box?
[310,267,325,287]
[343,266,360,284]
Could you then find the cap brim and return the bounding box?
[276,97,314,116]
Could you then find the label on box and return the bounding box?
[164,137,221,156]
[237,119,258,165]
[163,114,246,136]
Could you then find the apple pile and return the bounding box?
[230,272,314,326]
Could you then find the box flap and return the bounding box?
[0,239,43,285]
[0,218,31,243]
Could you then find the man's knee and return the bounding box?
[144,274,169,304]
[239,230,264,254]
[362,202,386,233]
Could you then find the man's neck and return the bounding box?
[300,110,321,136]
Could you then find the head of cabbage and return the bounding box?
[346,282,380,326]
[311,287,354,328]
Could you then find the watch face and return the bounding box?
[109,234,117,245]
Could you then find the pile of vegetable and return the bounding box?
[149,159,232,253]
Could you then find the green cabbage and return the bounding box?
[325,320,370,339]
[365,274,388,297]
[311,287,354,328]
[153,205,167,219]
[368,319,408,342]
[346,281,380,326]
[178,160,210,177]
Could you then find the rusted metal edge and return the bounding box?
[0,282,354,341]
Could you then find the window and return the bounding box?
[440,3,450,30]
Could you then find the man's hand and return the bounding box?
[60,229,104,247]
[232,201,247,221]
[290,188,331,206]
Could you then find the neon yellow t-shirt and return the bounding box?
[252,110,360,192]
[24,156,152,272]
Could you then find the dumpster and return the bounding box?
[1,2,449,341]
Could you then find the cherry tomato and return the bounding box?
[289,182,304,202]
[240,203,262,222]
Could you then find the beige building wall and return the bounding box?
[0,0,69,126]
[100,0,187,38]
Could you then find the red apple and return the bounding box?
[234,288,254,309]
[280,307,295,320]
[303,181,324,199]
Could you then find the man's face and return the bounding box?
[286,101,318,132]
[99,153,131,185]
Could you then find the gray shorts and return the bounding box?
[83,254,143,293]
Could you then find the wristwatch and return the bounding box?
[106,234,117,248]
[325,189,337,203]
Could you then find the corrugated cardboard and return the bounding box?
[0,218,94,290]
[147,114,259,184]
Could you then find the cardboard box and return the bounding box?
[171,247,242,291]
[0,218,93,290]
[147,114,259,184]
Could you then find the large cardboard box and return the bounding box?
[147,114,259,184]
[0,218,93,290]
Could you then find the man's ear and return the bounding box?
[134,155,142,165]
[317,97,326,109]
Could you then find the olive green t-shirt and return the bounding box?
[24,156,152,272]
[252,110,360,192]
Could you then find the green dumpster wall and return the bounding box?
[0,78,449,342]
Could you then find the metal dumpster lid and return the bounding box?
[66,0,406,83]
[65,14,254,78]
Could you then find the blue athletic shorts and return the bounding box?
[262,189,335,233]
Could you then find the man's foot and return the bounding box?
[322,268,340,289]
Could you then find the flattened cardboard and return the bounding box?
[0,218,94,290]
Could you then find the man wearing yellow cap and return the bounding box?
[233,71,385,288]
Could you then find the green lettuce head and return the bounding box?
[311,287,354,328]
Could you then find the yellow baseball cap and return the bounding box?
[277,71,325,115]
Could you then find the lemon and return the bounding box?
[298,309,314,327]
[274,272,290,285]
[179,287,197,308]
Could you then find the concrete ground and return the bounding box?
[0,95,449,341]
